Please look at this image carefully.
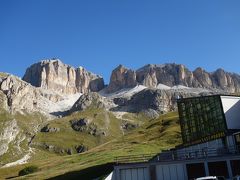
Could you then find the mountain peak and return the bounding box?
[41,58,62,63]
[106,63,240,93]
[22,59,104,94]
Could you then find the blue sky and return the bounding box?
[0,0,240,83]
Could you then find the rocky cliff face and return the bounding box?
[106,65,137,93]
[69,92,106,113]
[107,63,240,93]
[111,88,218,117]
[0,74,60,113]
[0,73,81,116]
[23,59,104,94]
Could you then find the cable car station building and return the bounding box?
[111,95,240,180]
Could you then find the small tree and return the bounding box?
[18,165,38,176]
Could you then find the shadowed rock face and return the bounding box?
[111,88,220,115]
[107,63,240,93]
[23,59,104,94]
[69,92,105,113]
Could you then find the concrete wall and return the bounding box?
[118,167,149,180]
[156,163,186,180]
[220,96,240,129]
[113,156,240,180]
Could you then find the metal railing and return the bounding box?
[114,153,157,164]
[114,145,240,164]
[151,145,240,162]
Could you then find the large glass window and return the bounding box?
[178,96,226,145]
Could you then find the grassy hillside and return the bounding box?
[0,111,181,179]
[31,108,149,154]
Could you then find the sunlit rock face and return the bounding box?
[107,63,240,93]
[106,65,137,93]
[23,59,104,94]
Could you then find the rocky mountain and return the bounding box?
[107,63,240,93]
[1,60,235,117]
[23,59,104,94]
[0,59,238,171]
[0,73,81,116]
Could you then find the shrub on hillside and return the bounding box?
[18,165,38,176]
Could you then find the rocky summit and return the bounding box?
[106,65,137,93]
[23,59,104,94]
[107,63,240,93]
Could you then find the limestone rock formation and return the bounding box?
[107,63,240,93]
[0,119,19,156]
[106,65,137,92]
[193,67,212,87]
[41,124,60,133]
[112,88,219,114]
[0,73,74,115]
[69,92,105,113]
[136,64,195,88]
[23,59,104,94]
[0,74,41,112]
[70,118,106,136]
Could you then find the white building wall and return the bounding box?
[220,96,240,129]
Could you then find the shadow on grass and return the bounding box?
[47,163,114,180]
[6,175,19,179]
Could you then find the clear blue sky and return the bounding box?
[0,0,240,83]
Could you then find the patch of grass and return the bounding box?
[0,72,8,78]
[122,112,150,122]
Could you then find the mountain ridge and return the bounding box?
[17,58,240,95]
[108,63,240,93]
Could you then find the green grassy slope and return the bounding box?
[31,108,149,155]
[0,111,181,179]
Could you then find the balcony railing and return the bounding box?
[114,145,240,164]
[151,145,240,162]
[114,153,157,164]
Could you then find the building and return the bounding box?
[110,95,240,180]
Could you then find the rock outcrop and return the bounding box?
[106,65,137,93]
[112,88,219,114]
[0,119,19,156]
[70,118,106,136]
[41,124,60,133]
[69,92,106,113]
[0,74,43,112]
[23,59,104,94]
[107,63,240,93]
[70,118,89,132]
[0,73,75,115]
